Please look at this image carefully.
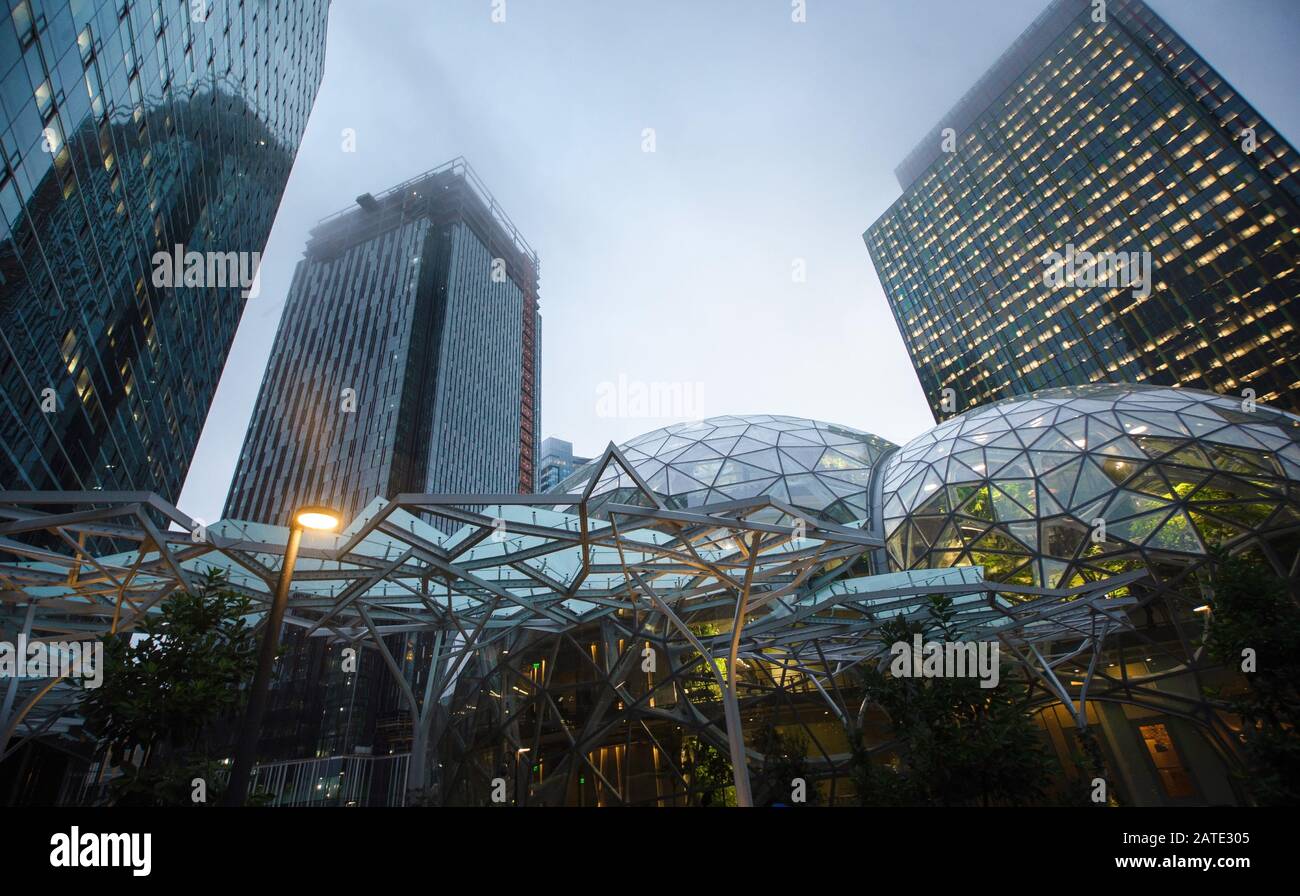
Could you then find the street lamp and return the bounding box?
[222,505,340,806]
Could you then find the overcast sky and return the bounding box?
[176,0,1300,525]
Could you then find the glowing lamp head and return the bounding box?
[294,507,341,532]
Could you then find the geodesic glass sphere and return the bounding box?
[880,384,1300,587]
[553,414,897,524]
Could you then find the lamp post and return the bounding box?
[222,505,339,806]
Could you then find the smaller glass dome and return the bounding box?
[553,414,897,524]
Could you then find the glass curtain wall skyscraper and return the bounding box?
[865,0,1300,422]
[0,0,329,500]
[223,157,542,764]
[538,436,589,493]
[225,157,541,526]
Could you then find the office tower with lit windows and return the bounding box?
[0,0,329,500]
[538,436,589,493]
[224,158,541,527]
[865,0,1300,421]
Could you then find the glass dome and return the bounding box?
[880,384,1300,588]
[553,414,897,524]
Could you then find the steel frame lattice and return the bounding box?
[1,442,1158,806]
[8,381,1300,805]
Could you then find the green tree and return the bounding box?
[847,595,1053,806]
[80,568,261,806]
[683,736,735,806]
[1202,549,1300,805]
[1058,724,1119,806]
[751,723,817,806]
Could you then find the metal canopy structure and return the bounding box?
[0,444,1154,805]
[4,389,1291,804]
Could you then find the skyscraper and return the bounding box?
[865,0,1300,421]
[0,0,329,500]
[537,436,589,493]
[223,158,541,765]
[225,157,541,526]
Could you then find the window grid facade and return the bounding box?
[0,0,328,500]
[538,436,589,493]
[224,159,542,527]
[222,160,542,763]
[865,0,1300,423]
